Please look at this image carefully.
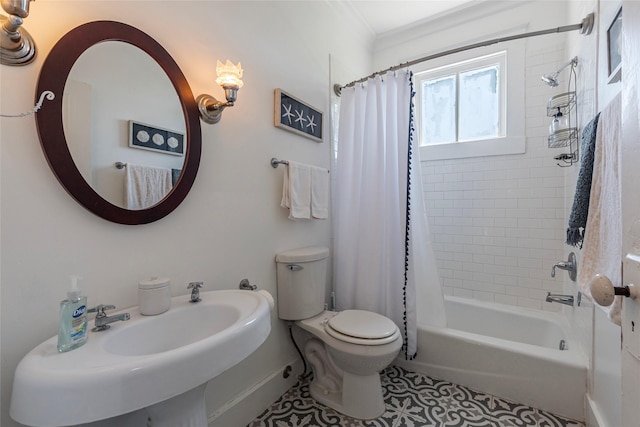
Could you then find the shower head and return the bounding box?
[541,73,560,87]
[541,57,578,87]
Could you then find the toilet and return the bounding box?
[276,246,402,420]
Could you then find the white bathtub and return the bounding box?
[395,296,587,421]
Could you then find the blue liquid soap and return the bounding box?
[57,275,88,352]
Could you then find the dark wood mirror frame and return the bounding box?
[36,20,202,225]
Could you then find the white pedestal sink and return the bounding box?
[10,290,272,427]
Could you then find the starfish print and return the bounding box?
[306,115,317,132]
[281,103,294,124]
[294,110,307,128]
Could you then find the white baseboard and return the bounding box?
[585,394,606,427]
[207,358,302,427]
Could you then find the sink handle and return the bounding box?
[187,282,203,303]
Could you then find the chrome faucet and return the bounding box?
[551,252,577,281]
[187,282,203,303]
[88,305,130,332]
[545,292,575,306]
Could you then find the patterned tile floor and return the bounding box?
[249,366,584,427]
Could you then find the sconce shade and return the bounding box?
[198,59,244,124]
[215,60,243,88]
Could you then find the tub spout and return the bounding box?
[545,292,575,306]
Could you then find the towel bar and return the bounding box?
[270,158,289,168]
[115,162,127,169]
[270,158,330,173]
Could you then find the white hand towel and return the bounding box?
[280,161,311,219]
[577,94,622,325]
[125,164,173,210]
[311,166,329,219]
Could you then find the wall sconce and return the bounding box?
[197,60,243,124]
[0,0,36,66]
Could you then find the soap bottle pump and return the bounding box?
[57,275,88,353]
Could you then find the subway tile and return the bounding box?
[483,208,507,218]
[473,199,495,209]
[434,199,454,209]
[452,269,474,281]
[443,277,463,288]
[453,288,474,298]
[453,251,474,262]
[452,180,475,191]
[484,245,507,256]
[494,198,518,209]
[472,291,495,302]
[494,294,519,305]
[452,216,474,227]
[494,275,518,286]
[442,190,464,201]
[484,263,506,275]
[516,297,542,310]
[517,238,543,249]
[413,41,579,309]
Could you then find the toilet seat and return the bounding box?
[325,310,400,345]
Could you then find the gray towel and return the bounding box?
[566,113,600,247]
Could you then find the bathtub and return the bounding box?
[395,296,587,421]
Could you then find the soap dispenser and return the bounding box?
[57,275,88,352]
[549,107,569,134]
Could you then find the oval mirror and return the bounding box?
[36,21,201,225]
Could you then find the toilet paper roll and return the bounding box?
[258,290,275,310]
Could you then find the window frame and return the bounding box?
[412,41,525,160]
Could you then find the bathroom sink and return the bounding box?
[104,304,241,356]
[10,290,271,426]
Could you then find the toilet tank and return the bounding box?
[275,246,329,320]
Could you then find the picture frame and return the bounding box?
[607,7,622,84]
[129,121,185,156]
[274,89,323,142]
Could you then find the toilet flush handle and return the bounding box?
[287,264,303,271]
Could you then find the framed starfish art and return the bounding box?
[274,88,323,142]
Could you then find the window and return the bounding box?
[413,43,525,160]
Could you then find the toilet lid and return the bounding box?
[326,310,399,344]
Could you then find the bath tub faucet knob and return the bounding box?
[551,252,577,281]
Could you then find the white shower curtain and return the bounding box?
[333,71,445,359]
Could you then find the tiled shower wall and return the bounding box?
[421,42,573,311]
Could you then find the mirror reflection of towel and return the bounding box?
[125,164,173,210]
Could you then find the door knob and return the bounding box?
[589,274,639,306]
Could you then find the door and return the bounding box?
[620,1,640,425]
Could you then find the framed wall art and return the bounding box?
[274,89,323,142]
[607,7,622,84]
[129,121,185,156]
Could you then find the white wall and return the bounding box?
[0,2,372,426]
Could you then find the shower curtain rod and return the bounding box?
[334,13,594,96]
